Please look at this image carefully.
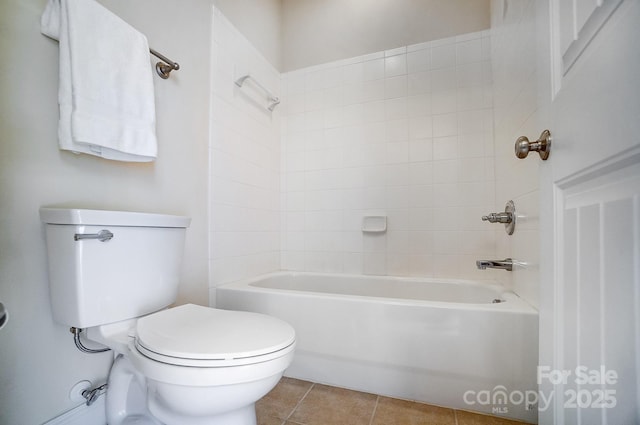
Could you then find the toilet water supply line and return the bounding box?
[70,327,111,354]
[69,328,110,406]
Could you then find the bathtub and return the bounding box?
[217,272,538,423]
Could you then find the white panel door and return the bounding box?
[538,0,640,424]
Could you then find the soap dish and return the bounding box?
[362,216,387,233]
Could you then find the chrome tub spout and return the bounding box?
[476,258,513,271]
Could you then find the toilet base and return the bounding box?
[107,353,267,425]
[149,403,257,425]
[120,415,162,425]
[146,374,282,425]
[106,355,161,425]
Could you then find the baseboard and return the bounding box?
[43,397,105,425]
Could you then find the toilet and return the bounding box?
[39,208,295,425]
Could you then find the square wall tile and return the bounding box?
[385,76,408,99]
[364,252,387,275]
[385,98,408,120]
[433,113,458,137]
[409,117,433,140]
[407,94,432,117]
[343,253,364,274]
[387,254,411,276]
[456,38,483,65]
[343,62,364,84]
[433,137,459,161]
[431,44,456,69]
[409,139,433,162]
[385,54,407,77]
[364,58,385,81]
[407,48,431,73]
[408,71,431,95]
[431,68,457,92]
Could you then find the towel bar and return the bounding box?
[235,74,280,111]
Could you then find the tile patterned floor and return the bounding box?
[256,377,532,425]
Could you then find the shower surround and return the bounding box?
[280,30,500,280]
[209,16,505,295]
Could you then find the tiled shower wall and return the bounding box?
[281,31,504,280]
[209,9,281,304]
[490,0,539,307]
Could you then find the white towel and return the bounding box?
[41,0,157,162]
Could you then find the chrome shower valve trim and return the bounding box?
[482,200,516,235]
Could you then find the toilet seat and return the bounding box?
[135,304,296,367]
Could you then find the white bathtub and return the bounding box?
[217,272,538,423]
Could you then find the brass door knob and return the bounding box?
[515,129,551,160]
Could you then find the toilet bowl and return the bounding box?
[102,304,296,425]
[39,208,296,425]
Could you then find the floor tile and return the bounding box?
[257,416,285,425]
[456,410,530,425]
[371,396,456,425]
[256,379,534,425]
[256,377,313,424]
[288,384,377,425]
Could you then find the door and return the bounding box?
[537,0,640,424]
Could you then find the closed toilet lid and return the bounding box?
[135,304,295,364]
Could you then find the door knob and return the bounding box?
[515,129,551,160]
[0,302,7,330]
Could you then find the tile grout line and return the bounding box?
[282,382,316,424]
[368,395,380,425]
[453,409,459,425]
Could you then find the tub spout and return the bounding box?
[476,258,513,271]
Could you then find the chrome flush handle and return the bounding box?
[74,229,114,242]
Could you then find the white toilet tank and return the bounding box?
[40,208,191,328]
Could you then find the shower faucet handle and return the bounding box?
[482,200,516,235]
[482,212,512,224]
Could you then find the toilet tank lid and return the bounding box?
[39,208,191,228]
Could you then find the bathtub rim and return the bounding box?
[217,271,538,314]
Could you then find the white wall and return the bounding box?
[209,9,282,305]
[280,31,506,281]
[0,0,212,423]
[490,0,539,307]
[213,0,282,71]
[282,0,491,71]
[208,0,490,73]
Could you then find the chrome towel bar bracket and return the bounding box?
[150,48,179,79]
